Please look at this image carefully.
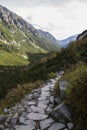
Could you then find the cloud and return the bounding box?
[0,0,72,8]
[1,0,87,8]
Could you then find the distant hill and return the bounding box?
[59,35,77,48]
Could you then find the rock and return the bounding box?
[48,122,65,130]
[12,113,18,119]
[25,101,36,106]
[40,118,55,129]
[0,115,6,123]
[50,102,71,121]
[30,105,45,114]
[67,122,74,129]
[38,103,47,109]
[38,100,49,105]
[33,92,39,98]
[27,113,48,120]
[41,85,50,91]
[21,112,28,118]
[10,118,18,125]
[46,107,52,112]
[19,117,26,125]
[16,124,35,130]
[25,94,32,100]
[59,80,68,99]
[3,108,9,113]
[41,91,50,97]
[38,96,47,101]
[50,96,55,104]
[54,98,61,104]
[0,124,4,130]
[19,117,36,126]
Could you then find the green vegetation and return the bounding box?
[54,62,87,129]
[0,50,29,66]
[0,29,87,130]
[0,80,42,109]
[48,72,56,79]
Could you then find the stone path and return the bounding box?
[0,73,74,130]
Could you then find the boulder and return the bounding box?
[50,102,71,121]
[59,80,68,99]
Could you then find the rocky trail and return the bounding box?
[0,73,74,130]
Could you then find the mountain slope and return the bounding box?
[0,4,61,54]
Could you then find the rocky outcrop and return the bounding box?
[50,102,71,121]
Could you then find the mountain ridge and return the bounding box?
[59,35,77,48]
[0,4,61,53]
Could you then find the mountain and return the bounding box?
[59,35,77,48]
[77,30,87,40]
[0,4,61,54]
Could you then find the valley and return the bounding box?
[0,4,87,130]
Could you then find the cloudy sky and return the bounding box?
[0,0,87,39]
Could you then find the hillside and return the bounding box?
[0,4,61,66]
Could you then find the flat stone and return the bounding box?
[33,92,39,98]
[38,103,47,109]
[27,113,48,120]
[67,122,74,129]
[30,105,45,113]
[41,86,50,91]
[40,118,55,130]
[48,123,65,130]
[16,125,35,130]
[19,117,26,125]
[19,117,36,126]
[10,118,18,125]
[38,96,47,101]
[38,100,49,105]
[41,91,50,97]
